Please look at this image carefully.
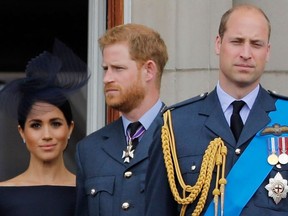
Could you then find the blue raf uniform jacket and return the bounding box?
[75,112,163,216]
[145,87,288,216]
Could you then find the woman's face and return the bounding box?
[18,102,74,162]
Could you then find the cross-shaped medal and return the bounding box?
[122,142,134,163]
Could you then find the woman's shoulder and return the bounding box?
[0,175,23,186]
[0,170,75,187]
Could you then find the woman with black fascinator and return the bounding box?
[0,40,89,216]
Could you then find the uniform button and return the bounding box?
[235,148,241,155]
[122,202,130,210]
[191,162,196,171]
[124,171,133,178]
[90,188,96,196]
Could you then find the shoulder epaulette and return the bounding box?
[268,90,288,100]
[165,92,208,112]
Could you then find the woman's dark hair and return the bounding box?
[18,98,73,129]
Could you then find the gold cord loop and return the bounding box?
[162,110,227,216]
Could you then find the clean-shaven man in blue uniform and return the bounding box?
[146,4,288,216]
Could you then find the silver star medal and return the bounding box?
[265,172,288,204]
[122,144,134,163]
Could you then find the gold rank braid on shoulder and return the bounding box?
[161,110,227,216]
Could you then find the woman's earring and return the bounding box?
[23,139,26,144]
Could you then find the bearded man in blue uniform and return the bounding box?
[75,24,169,216]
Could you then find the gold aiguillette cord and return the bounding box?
[162,110,227,216]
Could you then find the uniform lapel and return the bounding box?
[237,88,276,147]
[200,90,236,147]
[201,88,276,148]
[128,113,163,167]
[100,106,164,167]
[101,118,127,165]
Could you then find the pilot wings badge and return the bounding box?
[261,124,288,136]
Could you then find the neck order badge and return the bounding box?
[122,122,145,163]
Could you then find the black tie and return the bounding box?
[128,121,142,150]
[230,100,245,141]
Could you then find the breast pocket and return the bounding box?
[85,176,115,216]
[179,154,204,185]
[177,153,217,206]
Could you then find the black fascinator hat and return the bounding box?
[0,39,89,128]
